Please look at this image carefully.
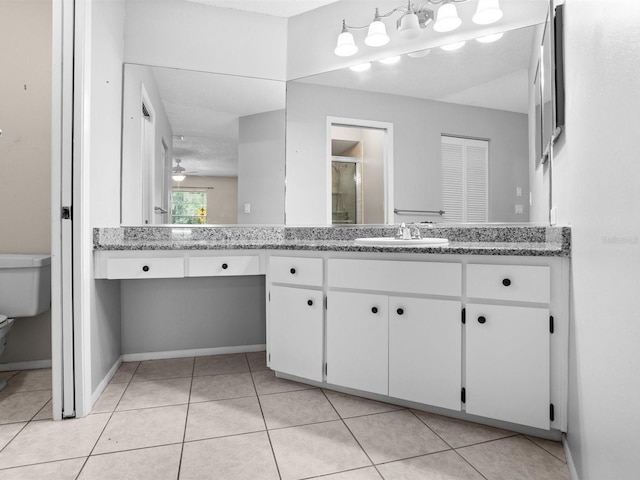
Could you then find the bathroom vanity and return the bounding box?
[94,225,570,436]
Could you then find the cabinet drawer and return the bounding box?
[269,256,323,287]
[105,257,184,279]
[466,264,550,303]
[188,255,259,277]
[328,259,461,297]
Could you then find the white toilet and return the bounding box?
[0,254,51,390]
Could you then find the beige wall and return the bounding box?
[172,177,238,225]
[0,0,52,364]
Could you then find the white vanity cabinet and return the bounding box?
[389,296,462,410]
[464,263,557,430]
[267,256,324,382]
[326,258,462,406]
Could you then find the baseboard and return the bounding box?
[121,344,266,362]
[0,359,52,371]
[90,356,123,408]
[562,433,580,480]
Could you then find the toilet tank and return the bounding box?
[0,254,52,317]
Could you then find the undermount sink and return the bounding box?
[354,237,449,246]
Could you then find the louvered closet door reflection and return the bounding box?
[441,136,488,223]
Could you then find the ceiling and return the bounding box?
[184,0,341,18]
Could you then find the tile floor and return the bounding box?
[0,353,571,479]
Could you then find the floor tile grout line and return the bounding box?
[176,356,196,480]
[408,409,456,450]
[451,448,490,480]
[521,433,568,464]
[249,357,283,480]
[0,455,89,474]
[0,421,30,457]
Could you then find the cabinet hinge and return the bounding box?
[324,296,328,310]
[268,291,270,302]
[550,315,554,334]
[61,206,72,220]
[325,363,328,375]
[462,308,466,324]
[461,387,466,403]
[550,403,555,421]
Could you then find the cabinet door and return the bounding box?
[389,297,461,410]
[269,285,324,382]
[327,291,388,395]
[466,303,550,429]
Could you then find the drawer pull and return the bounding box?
[478,316,487,324]
[371,307,378,314]
[307,299,313,306]
[397,308,404,316]
[502,278,511,287]
[290,268,296,274]
[142,265,150,272]
[222,263,228,270]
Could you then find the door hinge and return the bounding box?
[462,308,466,324]
[268,353,271,362]
[550,315,555,334]
[268,291,270,302]
[550,403,555,421]
[61,206,72,220]
[461,387,466,403]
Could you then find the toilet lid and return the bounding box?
[0,315,7,325]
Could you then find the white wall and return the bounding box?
[238,110,286,225]
[0,0,52,365]
[553,2,640,479]
[286,82,528,225]
[124,0,287,81]
[88,0,126,392]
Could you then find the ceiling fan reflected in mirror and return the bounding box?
[172,158,199,182]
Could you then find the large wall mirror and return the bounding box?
[286,23,544,225]
[121,64,286,226]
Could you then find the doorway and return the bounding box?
[327,118,393,224]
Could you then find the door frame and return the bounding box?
[326,117,394,225]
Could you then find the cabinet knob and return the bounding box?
[478,316,487,324]
[142,265,150,272]
[290,268,296,274]
[307,299,313,306]
[371,307,378,314]
[502,278,511,287]
[397,308,404,316]
[222,263,228,270]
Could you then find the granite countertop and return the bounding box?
[93,225,571,257]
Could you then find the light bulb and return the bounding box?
[335,21,358,57]
[349,62,372,72]
[473,0,503,25]
[335,31,358,56]
[399,13,421,39]
[433,3,462,33]
[476,32,504,43]
[379,56,401,65]
[365,10,389,47]
[172,174,186,182]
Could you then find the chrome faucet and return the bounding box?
[409,223,422,239]
[395,223,411,240]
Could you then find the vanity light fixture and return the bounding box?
[334,0,503,57]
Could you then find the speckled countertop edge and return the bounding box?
[94,225,571,257]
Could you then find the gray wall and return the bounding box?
[238,110,286,224]
[121,277,266,354]
[286,82,529,225]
